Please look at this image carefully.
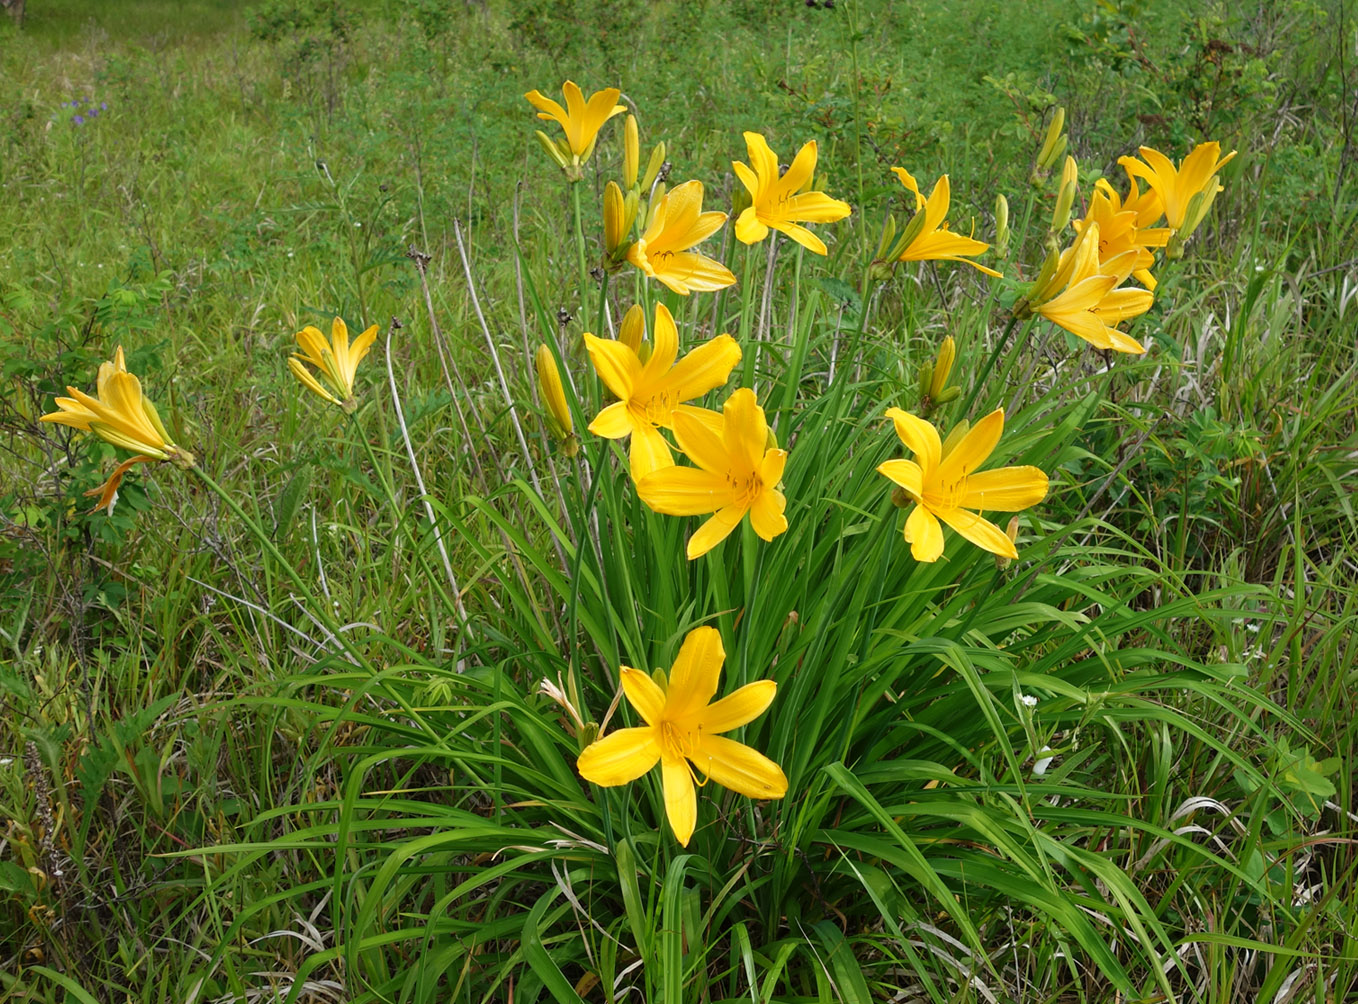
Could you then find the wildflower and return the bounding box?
[1032,106,1067,180]
[577,625,787,846]
[622,114,640,189]
[877,407,1047,562]
[602,180,639,264]
[636,388,787,559]
[524,81,626,181]
[918,335,960,413]
[585,303,740,479]
[1050,155,1078,233]
[1035,223,1153,353]
[994,194,1010,257]
[41,346,195,513]
[288,316,378,413]
[1118,142,1236,257]
[618,302,645,354]
[732,132,851,255]
[1072,177,1169,290]
[885,168,1001,277]
[626,180,736,295]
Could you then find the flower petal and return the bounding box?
[671,406,731,474]
[769,220,828,256]
[877,458,923,498]
[904,504,945,562]
[662,758,697,846]
[686,503,747,559]
[589,400,634,439]
[701,680,777,734]
[577,727,660,786]
[628,422,674,480]
[620,666,666,726]
[641,303,679,384]
[749,488,787,542]
[935,507,1017,559]
[885,408,941,475]
[959,466,1049,512]
[721,388,767,476]
[735,205,769,245]
[940,408,1004,482]
[659,334,741,404]
[666,625,725,722]
[694,734,788,799]
[584,333,642,400]
[637,465,735,515]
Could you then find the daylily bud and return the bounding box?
[917,361,934,402]
[1050,156,1078,233]
[535,130,570,174]
[933,386,960,404]
[1169,177,1223,257]
[887,203,930,262]
[994,194,1010,257]
[535,344,573,441]
[1014,246,1061,317]
[1034,106,1066,174]
[875,214,898,260]
[619,303,645,353]
[642,141,666,192]
[996,515,1021,569]
[623,114,639,189]
[603,181,637,261]
[929,335,955,401]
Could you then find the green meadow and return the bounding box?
[1,0,1355,1000]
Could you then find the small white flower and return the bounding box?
[1033,746,1055,775]
[1019,694,1039,708]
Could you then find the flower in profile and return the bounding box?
[577,625,787,846]
[732,132,851,255]
[627,180,736,295]
[585,303,740,479]
[878,408,1047,562]
[1118,142,1236,256]
[636,388,787,559]
[289,317,378,414]
[1035,222,1153,353]
[41,346,195,513]
[886,168,1001,277]
[524,81,626,181]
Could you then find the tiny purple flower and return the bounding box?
[73,115,84,125]
[101,102,108,110]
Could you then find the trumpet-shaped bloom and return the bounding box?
[577,626,787,846]
[1118,142,1236,233]
[890,168,1001,277]
[732,132,851,255]
[636,388,787,559]
[41,345,194,513]
[289,317,378,413]
[1037,222,1153,354]
[524,81,626,176]
[878,408,1047,562]
[627,180,737,295]
[585,303,740,479]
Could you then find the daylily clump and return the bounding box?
[576,626,787,846]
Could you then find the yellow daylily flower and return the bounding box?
[41,345,195,513]
[1072,177,1170,290]
[524,80,626,180]
[1118,142,1236,254]
[636,388,788,560]
[889,168,1002,277]
[577,625,787,847]
[627,180,737,295]
[288,316,379,414]
[878,408,1048,563]
[585,303,740,480]
[732,131,852,255]
[1036,222,1153,354]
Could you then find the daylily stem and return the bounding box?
[571,182,590,326]
[958,314,1024,418]
[738,242,759,387]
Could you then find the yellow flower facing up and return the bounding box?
[636,388,787,560]
[524,81,626,181]
[289,317,378,414]
[1118,142,1236,255]
[41,345,195,513]
[878,408,1048,563]
[732,132,852,255]
[887,168,1001,277]
[626,180,737,295]
[576,626,787,847]
[586,304,740,479]
[1036,222,1153,354]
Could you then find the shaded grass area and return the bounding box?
[0,0,1355,1001]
